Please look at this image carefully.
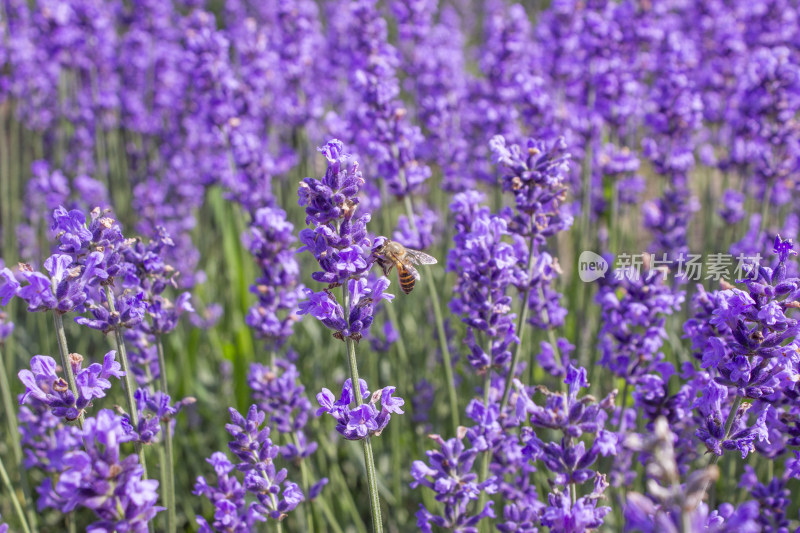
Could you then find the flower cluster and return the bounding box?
[124,388,194,445]
[194,406,304,529]
[297,140,394,341]
[18,352,123,421]
[693,236,800,459]
[46,409,163,532]
[411,430,497,532]
[243,207,304,349]
[596,264,684,385]
[448,191,519,373]
[513,366,618,530]
[316,378,405,440]
[248,357,329,506]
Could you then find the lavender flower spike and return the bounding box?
[195,405,304,528]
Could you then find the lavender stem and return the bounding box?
[155,336,176,533]
[103,286,148,479]
[0,453,31,533]
[52,311,84,428]
[702,394,743,499]
[0,344,38,532]
[342,284,383,533]
[500,233,537,411]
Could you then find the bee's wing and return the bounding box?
[404,249,438,265]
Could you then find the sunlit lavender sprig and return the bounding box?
[596,264,684,387]
[490,135,572,408]
[298,139,397,532]
[194,406,303,529]
[249,360,317,461]
[297,140,392,342]
[248,359,329,508]
[693,236,800,460]
[123,388,194,445]
[489,135,571,330]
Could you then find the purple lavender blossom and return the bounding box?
[739,464,793,531]
[124,388,194,445]
[195,405,304,526]
[14,253,102,313]
[316,378,404,440]
[50,409,162,531]
[512,366,618,529]
[249,359,319,462]
[490,135,572,331]
[298,140,394,341]
[689,236,800,460]
[448,191,519,373]
[243,207,303,349]
[411,431,497,532]
[18,352,124,422]
[596,265,684,385]
[194,452,264,532]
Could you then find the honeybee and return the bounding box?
[374,239,438,294]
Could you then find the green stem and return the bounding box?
[0,345,38,532]
[291,433,315,533]
[500,233,537,411]
[0,453,31,533]
[402,194,460,435]
[155,336,176,533]
[382,303,410,506]
[477,363,493,532]
[272,496,283,533]
[316,493,346,533]
[52,312,84,428]
[103,286,148,478]
[618,381,630,429]
[0,105,14,263]
[342,285,383,533]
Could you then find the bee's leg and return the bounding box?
[377,257,393,276]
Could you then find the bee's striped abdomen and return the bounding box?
[398,267,416,294]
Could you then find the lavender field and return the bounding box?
[0,0,799,531]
